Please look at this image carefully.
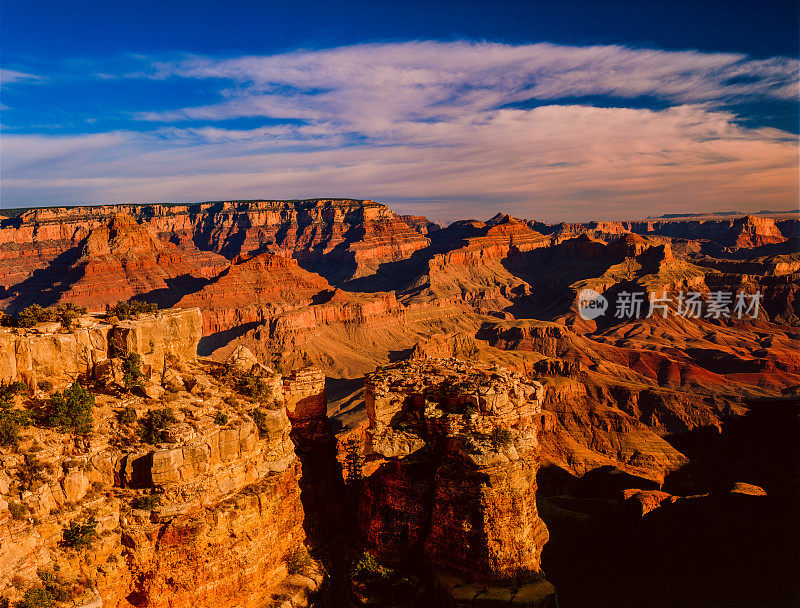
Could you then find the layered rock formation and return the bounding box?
[175,252,332,336]
[2,213,227,312]
[0,200,430,304]
[0,308,202,392]
[1,199,798,607]
[356,359,556,605]
[0,312,322,608]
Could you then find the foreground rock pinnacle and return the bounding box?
[357,358,557,606]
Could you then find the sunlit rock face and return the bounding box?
[358,358,553,597]
[0,313,322,608]
[0,308,202,392]
[0,199,431,309]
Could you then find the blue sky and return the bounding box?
[1,0,798,222]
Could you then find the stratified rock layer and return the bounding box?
[357,359,554,604]
[0,313,321,608]
[0,308,202,391]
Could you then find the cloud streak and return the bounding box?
[138,42,798,125]
[0,68,40,84]
[2,42,798,221]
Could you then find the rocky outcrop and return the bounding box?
[176,252,332,335]
[725,215,788,249]
[0,333,321,608]
[486,321,576,357]
[0,308,201,391]
[283,367,328,444]
[356,359,555,605]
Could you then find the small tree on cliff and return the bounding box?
[122,353,144,391]
[46,382,94,437]
[16,304,55,328]
[343,438,364,484]
[0,381,30,448]
[106,299,158,321]
[60,516,97,550]
[54,302,86,329]
[139,407,176,444]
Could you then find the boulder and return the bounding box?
[161,368,185,392]
[136,382,165,401]
[225,346,258,375]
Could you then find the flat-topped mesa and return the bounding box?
[0,307,202,392]
[358,359,554,602]
[626,214,790,249]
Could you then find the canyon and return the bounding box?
[0,199,798,607]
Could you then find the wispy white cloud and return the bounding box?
[0,68,41,86]
[2,42,798,220]
[136,42,799,129]
[3,104,796,221]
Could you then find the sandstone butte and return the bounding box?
[0,199,798,607]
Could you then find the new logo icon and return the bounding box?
[577,289,608,320]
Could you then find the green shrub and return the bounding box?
[106,300,157,321]
[462,403,478,417]
[18,454,49,491]
[139,408,176,444]
[213,411,228,426]
[46,382,94,437]
[122,353,143,391]
[343,438,363,484]
[285,545,313,575]
[34,570,68,602]
[61,517,97,549]
[14,585,57,608]
[8,501,27,520]
[234,374,272,400]
[16,305,55,329]
[490,427,513,449]
[119,406,137,425]
[250,407,278,435]
[0,386,31,448]
[0,381,27,404]
[53,302,86,329]
[351,551,390,582]
[131,494,161,510]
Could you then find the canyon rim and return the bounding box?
[1,1,798,606]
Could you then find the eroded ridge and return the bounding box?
[356,358,556,606]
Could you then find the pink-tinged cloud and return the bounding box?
[3,104,796,222]
[2,42,798,221]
